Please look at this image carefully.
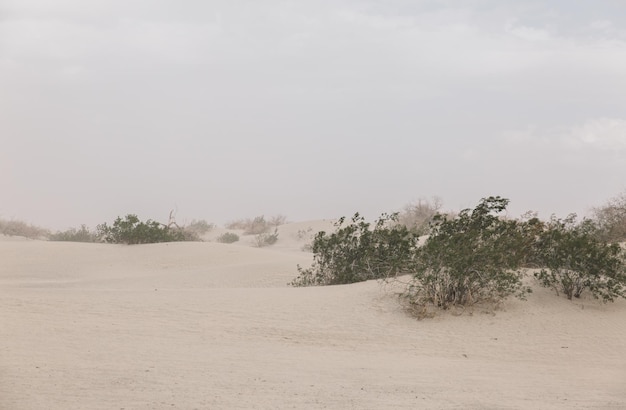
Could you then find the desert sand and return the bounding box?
[1,221,625,409]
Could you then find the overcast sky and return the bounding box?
[1,0,625,230]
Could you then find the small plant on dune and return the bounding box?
[0,218,50,239]
[96,214,195,244]
[216,232,240,244]
[254,228,279,247]
[49,224,97,242]
[407,197,532,310]
[291,213,417,286]
[533,215,626,302]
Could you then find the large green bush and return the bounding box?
[291,213,417,286]
[533,215,626,301]
[408,197,531,309]
[96,214,196,244]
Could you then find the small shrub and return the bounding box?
[185,219,215,235]
[244,216,269,235]
[533,215,626,302]
[291,213,417,286]
[225,219,247,230]
[217,232,240,244]
[49,225,97,242]
[254,228,279,247]
[408,197,531,309]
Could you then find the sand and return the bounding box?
[1,223,625,409]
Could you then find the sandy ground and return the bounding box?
[1,223,625,410]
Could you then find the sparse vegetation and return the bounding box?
[533,215,626,302]
[398,197,444,236]
[226,215,287,235]
[269,214,287,227]
[254,228,279,247]
[291,213,417,286]
[49,225,97,242]
[0,218,49,239]
[216,232,240,244]
[591,190,626,243]
[184,219,215,236]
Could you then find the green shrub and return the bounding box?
[291,213,417,286]
[49,225,97,242]
[96,214,194,244]
[408,197,531,309]
[254,228,279,247]
[216,232,240,244]
[533,215,626,302]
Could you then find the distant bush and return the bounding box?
[291,213,417,286]
[254,229,279,247]
[269,214,287,227]
[591,191,626,243]
[398,197,443,236]
[216,232,240,244]
[225,215,287,235]
[0,218,49,239]
[49,225,97,242]
[533,215,626,302]
[96,214,196,244]
[407,197,531,310]
[184,219,215,235]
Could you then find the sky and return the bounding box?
[1,0,625,230]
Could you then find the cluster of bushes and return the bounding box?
[48,215,214,245]
[291,196,626,312]
[95,214,198,244]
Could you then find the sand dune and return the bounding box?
[1,224,625,409]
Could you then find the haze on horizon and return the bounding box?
[1,0,625,231]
